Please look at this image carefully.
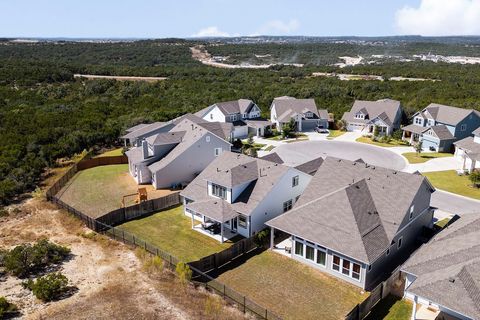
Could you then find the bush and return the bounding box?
[0,297,18,318]
[232,138,243,149]
[392,129,403,140]
[175,262,192,286]
[254,229,270,247]
[144,256,164,274]
[469,169,480,188]
[204,295,223,319]
[24,272,69,302]
[2,239,70,278]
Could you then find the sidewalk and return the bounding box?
[403,157,462,173]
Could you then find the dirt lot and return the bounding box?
[0,192,246,319]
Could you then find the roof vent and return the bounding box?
[393,171,397,174]
[448,277,455,283]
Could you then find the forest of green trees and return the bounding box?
[1,40,480,203]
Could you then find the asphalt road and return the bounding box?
[274,140,406,171]
[431,190,480,216]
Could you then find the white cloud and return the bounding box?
[395,0,480,36]
[192,26,230,37]
[254,19,300,35]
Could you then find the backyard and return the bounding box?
[217,251,367,320]
[118,205,237,262]
[356,136,409,148]
[423,170,480,200]
[364,295,412,320]
[95,148,124,157]
[402,152,452,164]
[57,164,173,218]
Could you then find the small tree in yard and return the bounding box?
[415,141,423,156]
[247,133,254,146]
[372,125,379,140]
[469,170,480,188]
[248,147,258,158]
[176,262,192,286]
[392,129,403,141]
[25,272,69,302]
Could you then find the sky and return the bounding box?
[1,0,480,38]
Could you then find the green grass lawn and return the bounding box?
[264,145,275,152]
[402,152,452,164]
[364,295,412,320]
[423,170,480,200]
[57,164,172,217]
[95,148,124,157]
[434,218,451,228]
[218,251,367,320]
[119,206,235,262]
[356,136,409,148]
[327,129,346,139]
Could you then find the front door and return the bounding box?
[231,218,237,232]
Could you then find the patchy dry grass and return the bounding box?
[364,295,412,320]
[402,152,452,164]
[95,148,124,157]
[217,251,367,320]
[119,206,237,262]
[327,129,346,139]
[356,136,408,147]
[423,170,480,200]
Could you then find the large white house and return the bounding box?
[270,96,329,132]
[125,116,232,189]
[180,151,312,242]
[342,99,403,135]
[196,99,271,138]
[454,127,480,173]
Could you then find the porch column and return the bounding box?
[402,130,406,140]
[270,227,275,250]
[462,155,467,171]
[470,159,476,173]
[298,117,302,131]
[220,223,224,243]
[411,296,418,320]
[191,213,195,229]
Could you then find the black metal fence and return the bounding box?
[46,155,282,320]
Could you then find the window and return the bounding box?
[295,195,301,202]
[342,259,351,275]
[428,119,435,126]
[409,205,414,220]
[414,117,423,125]
[306,245,315,261]
[352,263,361,280]
[367,265,372,272]
[242,113,247,119]
[212,183,227,200]
[210,114,213,120]
[386,248,390,256]
[231,114,238,121]
[355,113,364,120]
[461,124,467,131]
[397,237,403,249]
[292,175,299,187]
[206,135,211,142]
[332,255,341,271]
[295,241,304,256]
[238,215,247,228]
[214,148,222,157]
[305,112,313,118]
[316,250,326,266]
[283,199,293,212]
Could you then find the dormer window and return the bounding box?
[414,117,423,125]
[355,113,365,120]
[231,114,238,121]
[305,112,313,118]
[428,119,435,126]
[212,183,227,200]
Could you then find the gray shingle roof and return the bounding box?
[402,124,429,135]
[318,109,330,120]
[428,125,455,140]
[267,157,433,264]
[181,151,291,216]
[294,157,324,175]
[244,119,272,129]
[420,103,478,126]
[121,122,169,140]
[212,99,255,116]
[125,123,150,133]
[260,152,284,164]
[473,127,480,136]
[454,136,480,161]
[146,131,186,146]
[272,96,320,123]
[186,199,238,222]
[197,122,233,141]
[402,214,480,319]
[341,99,401,126]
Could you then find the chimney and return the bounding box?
[142,139,149,159]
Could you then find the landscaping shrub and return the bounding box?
[0,207,8,218]
[24,272,69,302]
[175,262,192,285]
[2,239,70,278]
[392,129,403,141]
[0,297,18,318]
[469,170,480,188]
[232,139,243,149]
[204,295,223,319]
[254,229,270,247]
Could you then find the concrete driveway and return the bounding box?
[273,140,407,171]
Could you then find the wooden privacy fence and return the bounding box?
[189,236,258,273]
[345,267,405,320]
[45,154,282,320]
[96,192,181,226]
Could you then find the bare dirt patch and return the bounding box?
[0,197,246,320]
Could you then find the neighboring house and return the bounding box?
[402,103,480,152]
[454,127,480,173]
[122,113,234,147]
[341,99,403,135]
[125,118,231,188]
[270,96,329,132]
[196,99,271,138]
[402,214,480,320]
[266,157,435,290]
[180,151,312,242]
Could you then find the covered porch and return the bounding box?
[186,199,241,243]
[402,124,426,145]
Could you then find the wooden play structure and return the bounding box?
[121,188,148,207]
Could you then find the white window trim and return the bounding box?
[293,236,327,268]
[214,147,222,157]
[206,135,211,142]
[211,183,227,200]
[283,199,293,212]
[292,175,299,187]
[460,124,467,131]
[331,254,361,282]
